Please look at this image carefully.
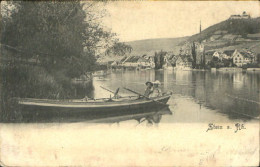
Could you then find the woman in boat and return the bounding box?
[150,80,162,97]
[144,81,153,97]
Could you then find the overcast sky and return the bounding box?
[102,1,260,42]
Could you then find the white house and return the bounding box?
[213,51,221,60]
[213,50,235,61]
[232,50,253,67]
[122,56,154,68]
[122,56,140,67]
[137,57,150,67]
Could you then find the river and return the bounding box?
[92,69,260,123]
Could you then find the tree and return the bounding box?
[154,50,167,69]
[191,42,196,68]
[105,42,132,56]
[1,1,115,77]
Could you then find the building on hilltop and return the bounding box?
[229,11,251,20]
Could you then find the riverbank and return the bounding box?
[0,64,94,122]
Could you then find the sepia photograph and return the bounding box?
[0,0,259,166]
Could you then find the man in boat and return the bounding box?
[150,80,162,97]
[144,81,153,97]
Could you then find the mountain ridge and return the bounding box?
[125,36,188,55]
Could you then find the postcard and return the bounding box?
[0,0,259,166]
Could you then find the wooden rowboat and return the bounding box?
[17,93,172,122]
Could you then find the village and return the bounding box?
[99,44,260,72]
[1,1,260,166]
[98,11,260,72]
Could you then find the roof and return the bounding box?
[240,52,252,58]
[205,51,215,55]
[223,50,235,56]
[169,56,179,63]
[137,57,149,62]
[119,56,128,63]
[234,49,254,58]
[124,56,140,63]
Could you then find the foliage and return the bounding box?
[154,50,167,69]
[0,1,118,121]
[191,42,196,68]
[209,57,222,68]
[1,1,114,77]
[208,56,235,68]
[105,42,133,56]
[0,64,94,121]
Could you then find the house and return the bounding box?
[111,61,118,67]
[221,50,235,60]
[163,56,174,69]
[204,51,215,64]
[168,55,179,66]
[213,51,221,60]
[149,56,156,68]
[232,49,254,67]
[213,50,235,61]
[137,57,150,67]
[122,56,140,67]
[121,56,154,68]
[175,55,193,70]
[241,11,251,19]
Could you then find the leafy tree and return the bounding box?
[105,42,132,56]
[1,1,115,77]
[154,50,167,69]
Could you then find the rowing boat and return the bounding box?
[17,93,172,121]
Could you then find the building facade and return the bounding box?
[232,50,254,67]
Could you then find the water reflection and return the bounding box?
[165,70,259,121]
[89,106,172,126]
[28,69,258,123]
[20,105,172,124]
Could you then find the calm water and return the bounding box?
[92,69,260,123]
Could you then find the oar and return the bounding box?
[100,86,121,98]
[123,87,168,106]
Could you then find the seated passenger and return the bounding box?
[150,80,162,97]
[144,81,153,97]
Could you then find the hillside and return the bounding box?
[189,17,260,42]
[126,37,188,56]
[187,17,260,53]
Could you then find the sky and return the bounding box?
[101,1,260,42]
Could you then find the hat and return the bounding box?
[153,80,161,85]
[145,81,153,86]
